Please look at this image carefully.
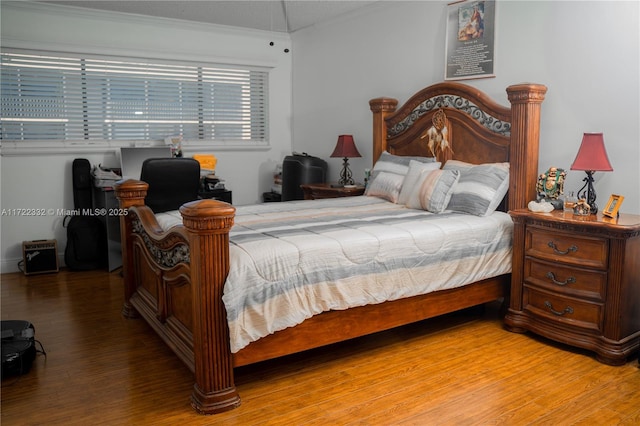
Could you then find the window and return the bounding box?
[0,50,269,146]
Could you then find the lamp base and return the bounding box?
[576,171,598,214]
[338,158,354,186]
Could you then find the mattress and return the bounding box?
[156,196,513,352]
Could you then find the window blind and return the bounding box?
[0,51,269,145]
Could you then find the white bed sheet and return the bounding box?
[156,196,512,352]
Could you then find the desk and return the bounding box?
[92,187,122,272]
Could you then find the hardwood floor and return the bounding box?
[2,269,639,425]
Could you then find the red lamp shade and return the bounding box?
[330,135,361,158]
[570,132,613,215]
[570,133,613,172]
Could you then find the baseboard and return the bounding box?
[1,257,22,274]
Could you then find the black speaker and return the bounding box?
[22,240,59,275]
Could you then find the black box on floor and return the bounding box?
[22,240,59,275]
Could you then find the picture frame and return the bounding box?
[603,194,624,218]
[445,0,496,81]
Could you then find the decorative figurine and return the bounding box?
[573,198,591,216]
[165,135,183,157]
[536,166,566,209]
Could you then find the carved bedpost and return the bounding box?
[179,199,240,415]
[115,179,149,318]
[506,83,547,211]
[369,97,398,165]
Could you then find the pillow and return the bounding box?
[443,159,474,170]
[443,160,510,216]
[369,151,435,179]
[397,160,442,205]
[365,151,436,202]
[364,171,405,203]
[406,169,460,213]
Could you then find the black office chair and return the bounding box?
[140,157,201,213]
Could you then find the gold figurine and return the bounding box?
[536,166,566,209]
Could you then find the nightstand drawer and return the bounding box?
[524,258,606,301]
[523,287,603,332]
[526,226,608,269]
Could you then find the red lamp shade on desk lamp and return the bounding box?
[570,132,613,214]
[330,135,361,185]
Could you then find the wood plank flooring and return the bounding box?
[2,269,639,425]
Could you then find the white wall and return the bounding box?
[0,2,293,272]
[291,1,640,215]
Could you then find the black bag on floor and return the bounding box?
[63,159,107,271]
[1,320,38,380]
[63,215,107,270]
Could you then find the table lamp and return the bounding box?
[330,135,361,185]
[570,132,613,214]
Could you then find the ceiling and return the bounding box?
[38,1,378,33]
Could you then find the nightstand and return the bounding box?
[505,209,640,365]
[300,183,365,200]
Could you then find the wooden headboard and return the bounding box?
[370,82,547,211]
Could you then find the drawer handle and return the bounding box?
[546,272,576,286]
[547,241,578,255]
[544,301,574,316]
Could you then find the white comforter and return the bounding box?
[156,196,512,353]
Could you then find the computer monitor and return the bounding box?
[119,147,173,180]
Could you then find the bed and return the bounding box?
[115,81,547,414]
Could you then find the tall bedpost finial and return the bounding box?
[180,199,240,414]
[370,97,398,165]
[506,83,547,211]
[115,179,149,318]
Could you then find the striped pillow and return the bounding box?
[365,151,436,203]
[443,160,510,216]
[365,171,405,203]
[397,160,442,205]
[406,169,460,213]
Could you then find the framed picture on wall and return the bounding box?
[445,0,496,80]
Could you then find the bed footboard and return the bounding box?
[116,180,240,414]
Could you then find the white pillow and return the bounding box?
[397,160,442,205]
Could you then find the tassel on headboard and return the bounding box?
[420,108,454,159]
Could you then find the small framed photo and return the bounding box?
[603,194,624,218]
